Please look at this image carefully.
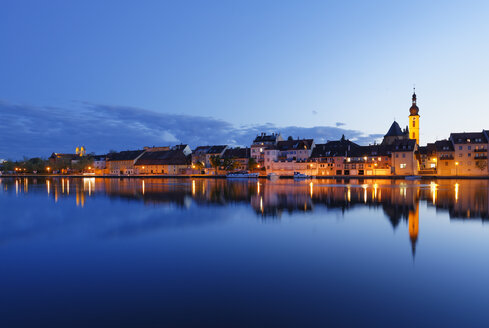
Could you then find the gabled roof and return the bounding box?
[107,150,145,161]
[434,139,454,151]
[391,139,417,151]
[135,150,189,166]
[207,145,227,154]
[92,155,107,161]
[253,133,280,144]
[221,147,250,159]
[385,121,405,137]
[276,139,314,151]
[311,137,360,157]
[450,132,488,144]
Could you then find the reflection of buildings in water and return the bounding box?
[0,178,488,221]
[1,177,489,255]
[408,203,419,257]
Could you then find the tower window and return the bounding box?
[412,121,415,127]
[412,133,415,139]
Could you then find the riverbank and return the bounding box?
[2,174,489,180]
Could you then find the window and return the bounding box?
[412,120,415,127]
[468,146,471,150]
[400,164,407,168]
[396,154,399,158]
[402,153,406,158]
[459,146,463,150]
[468,153,471,157]
[412,133,416,138]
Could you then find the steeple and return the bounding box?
[409,88,419,116]
[408,89,420,145]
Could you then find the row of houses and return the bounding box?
[48,124,489,177]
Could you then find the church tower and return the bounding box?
[409,90,420,145]
[408,203,419,258]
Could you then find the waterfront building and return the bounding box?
[264,137,315,175]
[390,139,418,176]
[434,140,455,176]
[106,150,146,175]
[221,147,251,172]
[92,155,107,175]
[135,148,190,175]
[191,145,228,169]
[449,132,488,176]
[251,133,283,168]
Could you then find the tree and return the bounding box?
[476,160,488,171]
[71,156,94,173]
[209,155,221,175]
[248,158,258,171]
[1,160,15,172]
[194,161,204,170]
[222,158,236,171]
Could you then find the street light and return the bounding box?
[455,162,459,176]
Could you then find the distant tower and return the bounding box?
[409,89,420,145]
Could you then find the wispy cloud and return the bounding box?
[0,101,382,159]
[335,122,346,127]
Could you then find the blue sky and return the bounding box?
[1,0,489,159]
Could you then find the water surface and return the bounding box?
[0,177,488,327]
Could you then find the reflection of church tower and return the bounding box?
[409,90,420,145]
[408,203,419,258]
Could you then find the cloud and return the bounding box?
[0,100,381,159]
[335,122,346,127]
[312,110,318,115]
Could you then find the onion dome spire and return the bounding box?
[409,87,419,116]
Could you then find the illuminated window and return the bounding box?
[400,164,407,168]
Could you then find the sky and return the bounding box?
[1,0,489,159]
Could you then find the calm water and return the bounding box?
[1,177,489,327]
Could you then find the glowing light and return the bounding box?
[67,180,70,195]
[46,179,50,195]
[455,183,459,202]
[430,181,438,205]
[142,180,145,195]
[257,182,260,194]
[309,181,313,198]
[347,186,351,202]
[192,180,196,196]
[260,196,263,214]
[455,162,459,166]
[15,179,19,195]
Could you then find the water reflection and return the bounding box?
[1,177,489,256]
[1,177,489,327]
[2,178,488,219]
